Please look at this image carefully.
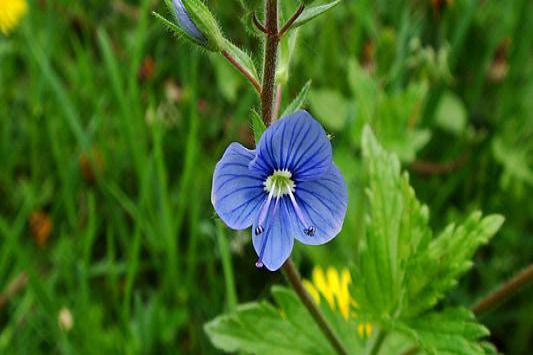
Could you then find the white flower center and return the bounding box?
[264,169,295,198]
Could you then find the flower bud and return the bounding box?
[163,0,225,51]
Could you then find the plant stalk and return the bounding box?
[282,259,349,355]
[472,263,533,315]
[261,0,279,125]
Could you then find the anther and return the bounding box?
[255,225,265,235]
[305,226,316,236]
[287,189,315,237]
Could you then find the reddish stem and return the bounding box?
[222,50,262,94]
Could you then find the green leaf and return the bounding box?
[211,55,240,102]
[205,286,335,355]
[224,40,260,85]
[348,60,430,162]
[309,88,351,131]
[276,29,299,85]
[291,1,342,30]
[388,308,491,355]
[280,80,312,118]
[435,91,468,135]
[352,127,503,320]
[404,212,504,315]
[351,126,432,316]
[250,110,266,145]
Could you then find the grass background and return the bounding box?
[0,0,531,353]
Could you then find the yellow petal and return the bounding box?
[303,280,320,305]
[313,266,334,308]
[0,0,27,35]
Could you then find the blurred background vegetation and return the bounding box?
[0,0,531,353]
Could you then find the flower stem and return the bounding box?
[260,3,346,353]
[366,329,386,355]
[472,263,533,315]
[261,0,279,125]
[222,50,262,94]
[278,4,305,38]
[282,259,349,355]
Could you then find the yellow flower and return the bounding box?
[303,266,373,338]
[0,0,28,35]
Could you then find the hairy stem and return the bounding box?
[261,0,279,125]
[222,50,262,94]
[279,4,305,38]
[282,259,349,355]
[260,2,347,354]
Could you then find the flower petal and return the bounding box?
[172,0,207,43]
[250,110,332,181]
[252,199,296,271]
[212,143,266,230]
[292,164,348,245]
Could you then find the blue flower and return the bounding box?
[212,110,348,271]
[172,0,207,43]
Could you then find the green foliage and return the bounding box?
[291,1,342,30]
[0,0,531,353]
[388,308,493,355]
[349,61,430,162]
[351,127,504,353]
[404,212,504,316]
[223,39,261,85]
[250,110,266,144]
[205,287,336,355]
[281,80,312,118]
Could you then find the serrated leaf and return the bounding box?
[404,213,504,315]
[280,80,312,118]
[388,308,490,355]
[224,40,260,85]
[205,287,335,355]
[291,1,342,30]
[351,126,432,316]
[250,110,266,145]
[352,127,503,321]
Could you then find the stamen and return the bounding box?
[255,181,277,235]
[256,185,282,268]
[287,189,315,236]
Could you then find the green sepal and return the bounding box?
[181,0,226,51]
[153,11,206,47]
